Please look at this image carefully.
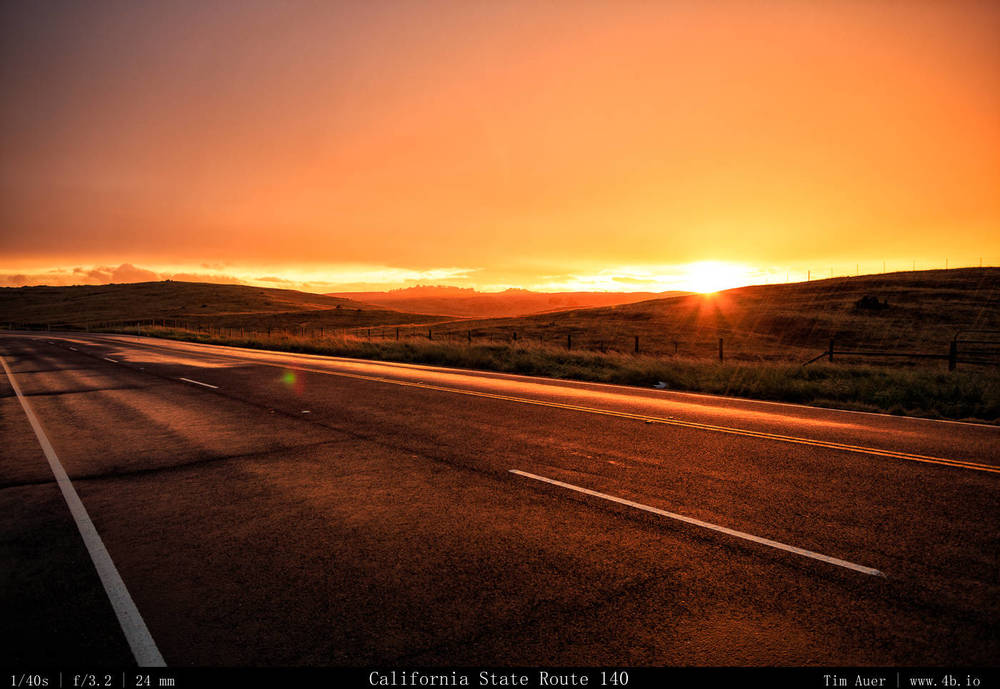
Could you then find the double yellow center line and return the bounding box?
[273,362,999,475]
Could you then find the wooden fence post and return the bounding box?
[567,333,572,350]
[828,338,835,363]
[634,335,639,354]
[949,340,957,371]
[718,338,724,362]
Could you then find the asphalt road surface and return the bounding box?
[2,332,998,666]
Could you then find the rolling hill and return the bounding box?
[328,285,686,318]
[396,268,1000,363]
[0,280,440,330]
[6,270,999,367]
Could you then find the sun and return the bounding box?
[684,261,754,294]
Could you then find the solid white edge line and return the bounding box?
[0,355,166,667]
[103,357,117,363]
[179,377,219,389]
[510,469,885,577]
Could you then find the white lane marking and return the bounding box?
[179,377,218,389]
[60,335,999,472]
[510,469,884,577]
[0,355,166,667]
[70,347,78,351]
[62,335,1000,429]
[103,357,118,363]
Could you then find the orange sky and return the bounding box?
[1,1,998,293]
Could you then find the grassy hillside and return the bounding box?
[6,271,997,365]
[387,268,1000,363]
[329,285,684,318]
[0,280,440,330]
[9,270,995,421]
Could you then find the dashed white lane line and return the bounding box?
[179,377,218,389]
[0,355,166,667]
[70,347,78,351]
[103,357,118,363]
[510,469,885,577]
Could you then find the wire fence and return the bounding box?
[6,319,999,371]
[802,331,1000,370]
[759,257,1000,284]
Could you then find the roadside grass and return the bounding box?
[133,326,1000,424]
[394,267,1000,361]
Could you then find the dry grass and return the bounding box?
[5,269,999,421]
[0,280,439,330]
[5,269,998,363]
[383,267,1000,362]
[134,325,1000,424]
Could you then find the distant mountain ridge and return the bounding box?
[327,285,689,318]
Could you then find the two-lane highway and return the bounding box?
[2,332,998,665]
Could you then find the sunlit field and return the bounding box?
[97,323,995,424]
[5,268,998,422]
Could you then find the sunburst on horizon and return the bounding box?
[682,261,757,294]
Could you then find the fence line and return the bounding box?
[801,332,1000,370]
[5,319,999,371]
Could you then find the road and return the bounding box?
[1,332,998,666]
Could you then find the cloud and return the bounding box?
[0,274,28,287]
[73,266,114,283]
[0,262,481,293]
[168,272,244,285]
[1,270,97,287]
[112,263,160,283]
[611,276,663,285]
[1,264,247,288]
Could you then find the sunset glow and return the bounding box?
[1,1,998,292]
[682,262,756,295]
[3,3,1000,672]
